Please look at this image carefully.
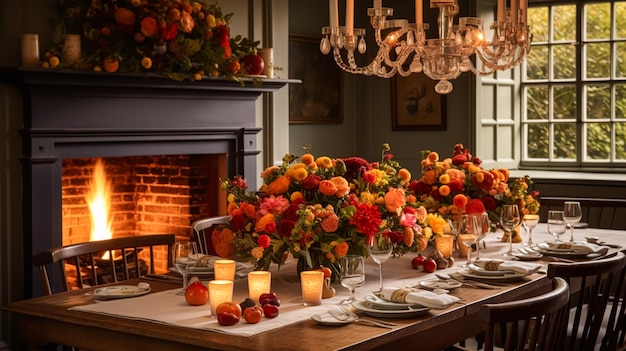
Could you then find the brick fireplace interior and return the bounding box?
[4,69,289,297]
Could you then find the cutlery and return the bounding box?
[435,273,503,289]
[330,305,398,328]
[141,274,183,284]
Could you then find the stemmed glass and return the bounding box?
[339,255,365,304]
[500,204,522,256]
[548,210,567,243]
[563,201,582,242]
[457,214,479,265]
[366,232,393,293]
[472,212,491,260]
[172,241,199,295]
[521,214,540,246]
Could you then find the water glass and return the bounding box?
[339,255,365,304]
[522,214,540,246]
[457,214,479,265]
[366,232,393,292]
[172,241,199,295]
[548,210,567,242]
[500,204,521,256]
[563,201,582,242]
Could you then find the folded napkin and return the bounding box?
[379,287,460,309]
[472,258,542,274]
[544,242,608,254]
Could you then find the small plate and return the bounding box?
[468,263,515,276]
[311,312,355,326]
[364,295,424,310]
[93,285,151,301]
[352,300,431,318]
[457,268,533,282]
[418,279,463,290]
[511,251,543,261]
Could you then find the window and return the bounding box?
[522,1,626,168]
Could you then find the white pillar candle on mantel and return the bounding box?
[214,259,236,281]
[300,271,324,306]
[497,0,505,22]
[329,0,339,27]
[247,271,271,304]
[415,0,423,24]
[208,280,234,316]
[346,0,354,36]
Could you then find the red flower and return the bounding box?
[230,213,247,231]
[447,179,464,193]
[160,22,179,41]
[277,219,296,237]
[257,234,271,248]
[301,174,321,190]
[481,195,497,211]
[283,203,302,221]
[466,198,486,214]
[409,180,432,195]
[387,230,404,244]
[349,202,382,238]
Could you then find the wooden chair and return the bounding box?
[547,251,626,351]
[478,277,570,351]
[190,216,230,255]
[33,234,176,295]
[600,249,626,351]
[539,196,626,230]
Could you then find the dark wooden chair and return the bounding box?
[190,216,230,255]
[547,251,626,351]
[478,277,570,351]
[33,234,176,295]
[600,249,626,351]
[539,196,626,230]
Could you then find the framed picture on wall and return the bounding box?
[288,35,343,124]
[391,74,446,131]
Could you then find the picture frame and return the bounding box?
[391,74,447,131]
[288,35,343,124]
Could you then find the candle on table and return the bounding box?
[247,271,271,304]
[208,280,234,316]
[300,271,324,306]
[346,0,354,36]
[214,259,236,281]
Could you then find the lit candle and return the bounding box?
[497,0,505,22]
[511,0,519,23]
[300,271,324,306]
[213,259,236,281]
[415,0,423,25]
[329,0,339,27]
[247,271,271,304]
[208,280,234,316]
[346,0,354,36]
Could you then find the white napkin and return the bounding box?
[379,287,460,309]
[473,258,542,274]
[544,242,609,254]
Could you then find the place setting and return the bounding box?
[456,258,543,283]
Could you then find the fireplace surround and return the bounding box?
[2,68,290,297]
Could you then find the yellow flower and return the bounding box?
[315,156,333,169]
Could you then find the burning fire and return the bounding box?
[87,159,113,242]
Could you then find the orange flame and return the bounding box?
[87,159,113,243]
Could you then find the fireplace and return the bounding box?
[3,69,289,297]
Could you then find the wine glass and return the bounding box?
[172,241,199,295]
[472,212,491,259]
[457,214,479,265]
[500,204,521,256]
[366,232,393,293]
[521,214,540,246]
[339,255,365,304]
[563,201,582,242]
[547,210,567,243]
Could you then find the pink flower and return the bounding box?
[259,195,290,216]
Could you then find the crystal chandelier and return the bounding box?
[320,0,531,94]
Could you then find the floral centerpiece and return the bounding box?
[46,0,260,81]
[410,143,540,240]
[215,145,446,277]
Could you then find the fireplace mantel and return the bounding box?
[1,68,295,297]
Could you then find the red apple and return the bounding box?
[241,54,264,75]
[411,255,425,270]
[422,258,437,273]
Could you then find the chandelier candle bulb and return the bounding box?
[520,0,527,24]
[329,0,339,27]
[497,0,505,22]
[214,259,236,281]
[416,0,423,24]
[511,0,519,23]
[248,271,271,304]
[208,280,234,316]
[374,0,381,9]
[346,0,354,36]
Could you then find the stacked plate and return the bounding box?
[534,242,608,258]
[350,295,431,318]
[457,263,540,282]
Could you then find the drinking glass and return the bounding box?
[339,255,365,304]
[172,241,199,295]
[366,232,393,292]
[563,201,582,242]
[521,214,540,246]
[500,204,521,256]
[547,210,567,243]
[457,214,479,265]
[472,212,491,259]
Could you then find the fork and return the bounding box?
[335,305,398,328]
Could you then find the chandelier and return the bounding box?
[320,0,531,94]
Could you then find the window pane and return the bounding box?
[617,2,626,38]
[616,83,626,119]
[554,5,576,41]
[586,84,611,119]
[526,45,548,80]
[617,122,626,160]
[527,124,549,158]
[553,44,577,79]
[526,86,549,120]
[617,42,626,77]
[554,123,576,159]
[585,2,611,40]
[585,122,611,159]
[529,7,549,42]
[554,86,577,119]
[586,43,611,78]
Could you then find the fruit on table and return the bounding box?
[317,266,333,278]
[217,311,240,326]
[259,292,280,307]
[239,297,256,312]
[243,305,263,324]
[422,257,437,273]
[411,255,425,269]
[262,303,279,318]
[216,301,243,318]
[184,281,208,306]
[241,54,264,75]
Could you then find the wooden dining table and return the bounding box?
[3,224,624,351]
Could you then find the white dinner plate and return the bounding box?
[364,295,425,310]
[534,243,600,258]
[457,267,534,282]
[352,300,431,318]
[536,242,584,253]
[468,263,515,276]
[418,279,463,290]
[93,285,151,301]
[311,312,355,326]
[511,251,543,261]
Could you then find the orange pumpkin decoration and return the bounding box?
[103,57,120,73]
